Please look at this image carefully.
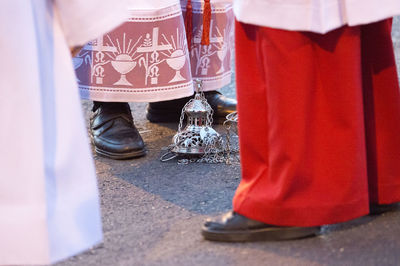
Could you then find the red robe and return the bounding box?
[233,19,400,226]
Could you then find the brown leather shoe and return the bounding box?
[90,102,146,160]
[202,211,320,242]
[146,91,237,124]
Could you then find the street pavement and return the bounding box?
[57,19,400,266]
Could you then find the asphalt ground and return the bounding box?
[56,18,400,266]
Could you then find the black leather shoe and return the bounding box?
[202,212,320,242]
[90,102,146,160]
[146,91,237,124]
[369,203,399,215]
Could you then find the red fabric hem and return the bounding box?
[233,193,369,227]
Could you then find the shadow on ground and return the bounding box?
[56,24,400,266]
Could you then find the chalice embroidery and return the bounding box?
[111,54,136,86]
[108,33,143,86]
[216,43,227,74]
[164,29,188,83]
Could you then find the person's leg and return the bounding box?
[146,90,237,124]
[232,23,370,227]
[202,21,327,241]
[90,101,145,160]
[361,19,400,211]
[146,1,237,124]
[204,21,373,239]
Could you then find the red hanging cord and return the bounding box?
[185,0,193,51]
[201,0,211,45]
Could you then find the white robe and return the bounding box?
[75,0,234,102]
[234,0,400,33]
[0,0,127,264]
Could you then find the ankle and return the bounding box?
[92,101,130,112]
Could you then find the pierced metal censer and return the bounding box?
[161,80,224,162]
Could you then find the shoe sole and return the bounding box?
[89,132,147,160]
[201,226,320,242]
[94,147,147,160]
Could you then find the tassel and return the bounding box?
[185,0,193,51]
[201,0,211,45]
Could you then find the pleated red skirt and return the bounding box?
[233,19,400,227]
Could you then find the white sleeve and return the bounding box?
[54,0,129,47]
